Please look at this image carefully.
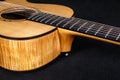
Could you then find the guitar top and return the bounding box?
[0,0,73,38]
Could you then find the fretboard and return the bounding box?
[27,12,120,42]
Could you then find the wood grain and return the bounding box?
[0,30,61,71]
[1,0,119,71]
[0,0,74,71]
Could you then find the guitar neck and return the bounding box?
[27,12,120,45]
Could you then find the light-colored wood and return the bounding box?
[0,0,74,71]
[0,30,61,71]
[0,0,120,71]
[62,29,120,46]
[58,28,75,52]
[5,0,74,18]
[0,1,74,38]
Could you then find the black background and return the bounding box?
[0,0,120,80]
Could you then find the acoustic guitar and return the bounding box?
[0,0,120,71]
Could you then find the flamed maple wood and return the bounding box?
[0,0,74,71]
[0,0,120,71]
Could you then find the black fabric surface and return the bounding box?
[0,0,120,80]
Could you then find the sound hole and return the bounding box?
[1,8,36,20]
[1,12,26,20]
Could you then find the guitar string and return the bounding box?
[73,18,120,36]
[1,10,120,39]
[52,17,120,37]
[1,9,120,40]
[38,15,120,39]
[0,2,120,40]
[35,14,120,40]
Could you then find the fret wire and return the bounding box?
[98,31,118,39]
[31,12,44,20]
[62,18,75,27]
[35,13,48,21]
[87,28,116,38]
[56,18,68,26]
[75,19,97,32]
[94,25,104,35]
[45,15,58,23]
[116,33,120,40]
[50,16,62,25]
[105,28,113,38]
[99,26,111,33]
[90,25,119,37]
[27,12,120,42]
[74,20,99,33]
[88,29,118,40]
[108,26,120,35]
[109,28,120,38]
[90,25,120,36]
[87,24,101,32]
[69,19,81,29]
[40,14,53,22]
[75,23,118,40]
[85,24,95,33]
[77,22,88,31]
[27,12,41,20]
[100,25,120,34]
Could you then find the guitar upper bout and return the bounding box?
[5,0,74,18]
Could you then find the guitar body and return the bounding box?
[0,0,74,71]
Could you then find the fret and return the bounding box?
[105,27,120,41]
[45,15,58,23]
[85,24,95,33]
[94,25,104,35]
[27,12,120,42]
[116,33,120,40]
[62,18,75,27]
[76,20,96,33]
[77,22,88,31]
[85,22,102,35]
[109,26,120,36]
[97,25,112,37]
[27,12,42,20]
[32,13,44,20]
[58,18,80,29]
[35,13,48,21]
[55,18,68,26]
[69,19,81,29]
[28,12,45,20]
[105,28,113,38]
[39,14,53,22]
[50,16,62,25]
